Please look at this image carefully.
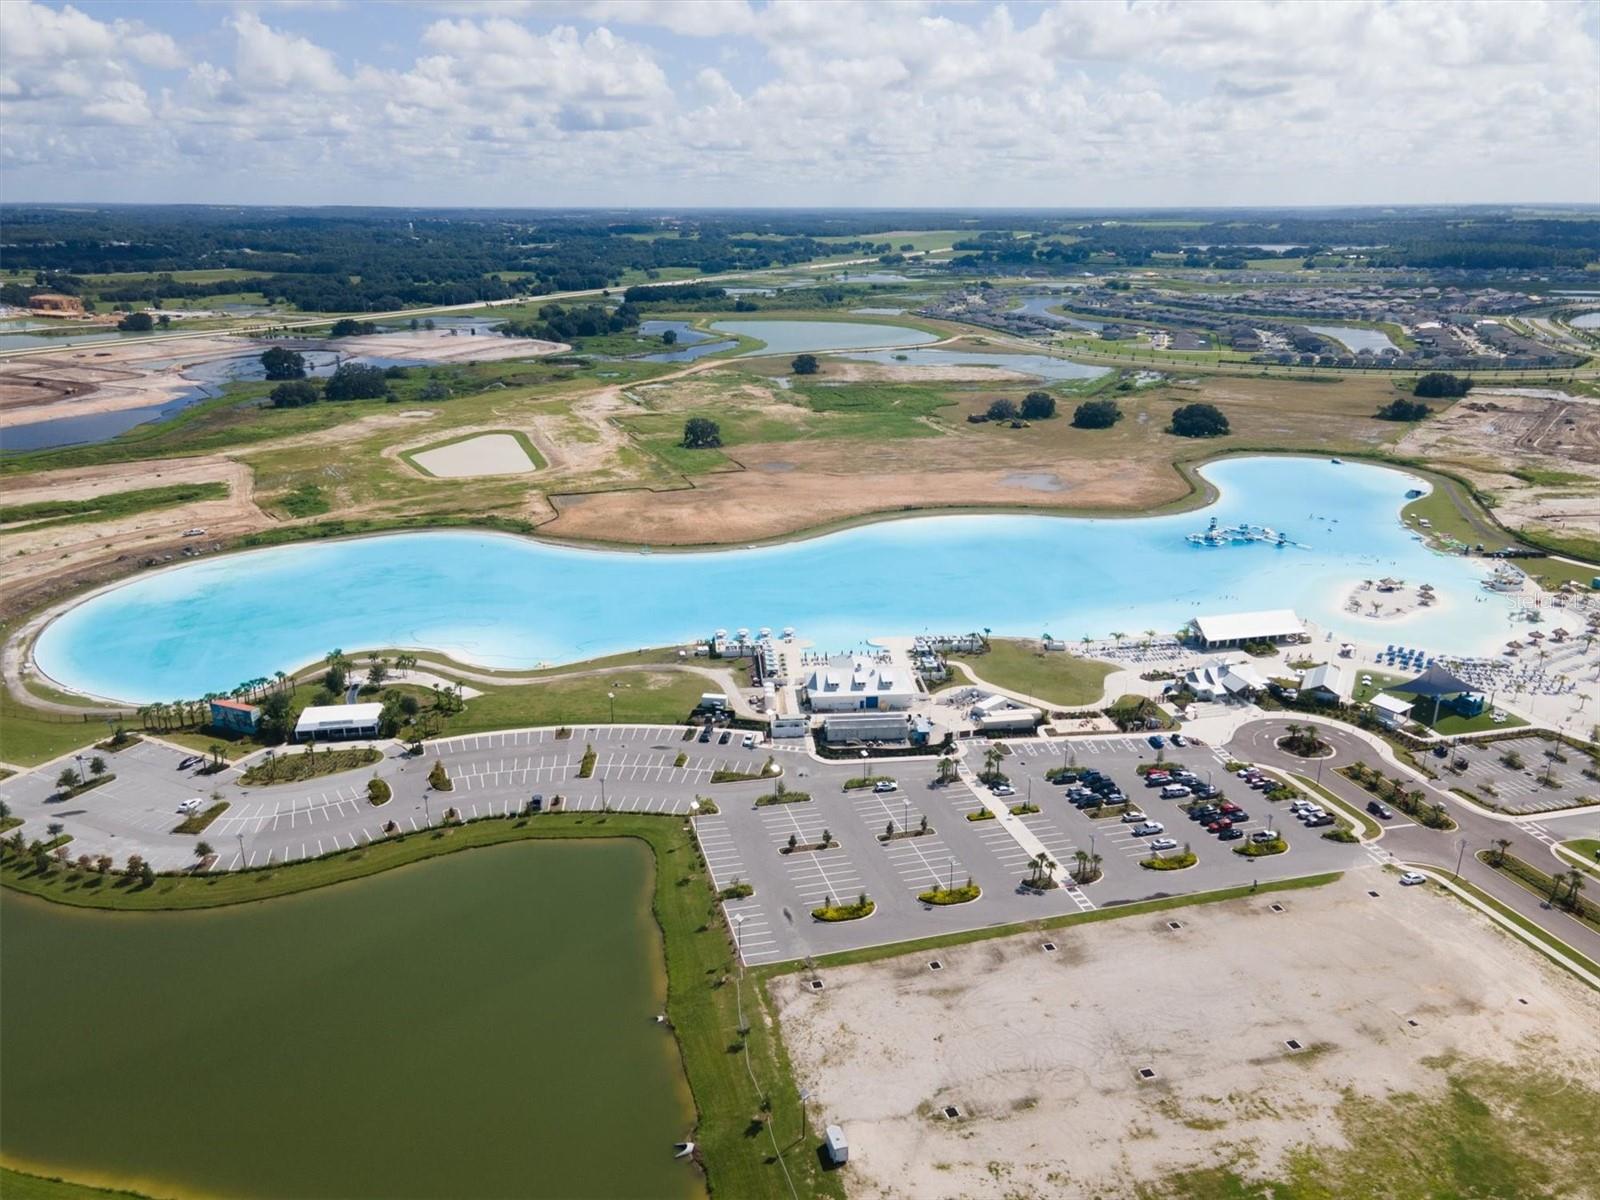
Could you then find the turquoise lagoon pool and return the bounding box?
[34,458,1520,703]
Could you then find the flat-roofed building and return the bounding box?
[209,698,261,734]
[1188,609,1306,649]
[818,712,922,745]
[294,702,383,742]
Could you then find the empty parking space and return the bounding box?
[762,805,864,908]
[850,790,967,893]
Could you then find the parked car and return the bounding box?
[1149,838,1179,851]
[1170,733,1186,747]
[1235,767,1256,779]
[1148,734,1166,749]
[1160,785,1191,799]
[1144,773,1171,787]
[1121,810,1149,823]
[872,779,897,793]
[1133,821,1165,836]
[698,727,712,743]
[719,730,732,744]
[176,797,203,814]
[529,793,544,812]
[1399,871,1428,886]
[1307,814,1335,827]
[177,755,203,770]
[1250,829,1279,843]
[1225,810,1249,824]
[1367,801,1393,819]
[1189,807,1219,822]
[1218,827,1244,841]
[991,784,1016,797]
[742,734,756,749]
[1207,819,1234,833]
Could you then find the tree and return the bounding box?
[56,767,79,791]
[661,328,678,345]
[937,756,958,785]
[985,398,1018,422]
[323,363,390,401]
[1376,398,1431,421]
[207,742,226,769]
[89,756,107,777]
[1491,837,1511,866]
[1170,402,1230,438]
[270,379,320,408]
[682,416,722,448]
[260,347,306,380]
[1072,398,1123,429]
[1020,390,1057,420]
[117,311,154,331]
[366,656,390,689]
[788,832,799,852]
[329,318,377,337]
[791,353,820,375]
[428,759,449,790]
[195,841,214,861]
[1414,372,1471,399]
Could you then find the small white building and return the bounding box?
[975,705,1042,734]
[801,655,917,712]
[1189,609,1306,649]
[1369,693,1414,728]
[294,702,384,742]
[818,712,918,745]
[1299,663,1347,702]
[1181,658,1266,701]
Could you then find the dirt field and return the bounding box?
[1398,389,1600,548]
[328,328,566,364]
[773,872,1600,1200]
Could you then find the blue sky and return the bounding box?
[3,0,1597,207]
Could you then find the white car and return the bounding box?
[1149,837,1180,851]
[1251,829,1280,843]
[176,797,203,814]
[872,779,897,793]
[1398,871,1428,886]
[1121,810,1149,823]
[991,784,1016,797]
[1133,821,1165,836]
[742,734,756,749]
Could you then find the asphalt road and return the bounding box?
[1229,718,1600,961]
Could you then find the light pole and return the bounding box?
[236,832,246,868]
[1453,836,1467,881]
[608,690,616,724]
[74,754,86,786]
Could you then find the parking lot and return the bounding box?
[1,725,1367,961]
[1434,734,1600,814]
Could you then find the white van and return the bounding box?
[1160,784,1191,799]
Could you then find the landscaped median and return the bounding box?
[812,894,875,922]
[1234,835,1288,858]
[1141,846,1197,871]
[172,801,229,836]
[241,746,381,786]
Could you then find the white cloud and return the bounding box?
[0,0,1594,205]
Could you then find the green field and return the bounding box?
[949,638,1117,708]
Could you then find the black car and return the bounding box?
[1367,800,1393,819]
[698,727,712,742]
[719,730,732,744]
[1218,827,1244,841]
[1189,807,1219,822]
[528,793,544,813]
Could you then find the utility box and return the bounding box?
[825,1124,848,1165]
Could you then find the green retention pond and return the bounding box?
[0,840,703,1200]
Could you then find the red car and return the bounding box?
[1207,818,1234,833]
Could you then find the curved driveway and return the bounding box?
[1229,717,1600,962]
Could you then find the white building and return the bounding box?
[294,702,384,742]
[1299,663,1348,702]
[1369,693,1414,728]
[801,655,917,712]
[1181,658,1267,701]
[1189,609,1306,649]
[818,712,918,744]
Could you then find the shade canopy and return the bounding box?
[1398,663,1475,698]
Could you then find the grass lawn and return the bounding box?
[0,689,111,767]
[0,1168,149,1200]
[1,813,842,1200]
[1350,671,1409,704]
[950,638,1116,708]
[0,482,229,534]
[441,670,706,734]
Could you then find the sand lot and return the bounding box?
[411,432,538,478]
[332,329,566,364]
[774,873,1600,1199]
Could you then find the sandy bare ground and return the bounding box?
[773,872,1600,1200]
[328,329,567,364]
[410,433,537,478]
[543,440,1186,544]
[1398,391,1600,545]
[0,335,268,428]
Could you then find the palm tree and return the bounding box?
[1491,838,1511,866]
[1563,870,1585,911]
[194,841,214,861]
[1111,631,1127,648]
[1073,848,1089,880]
